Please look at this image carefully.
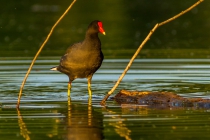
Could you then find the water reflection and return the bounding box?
[3,98,210,140]
[17,109,31,140]
[2,58,210,139]
[64,98,103,140]
[16,99,103,140]
[103,108,132,140]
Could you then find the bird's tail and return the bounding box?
[50,66,58,71]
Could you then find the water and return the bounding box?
[1,58,210,140]
[1,1,210,139]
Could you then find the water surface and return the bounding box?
[1,58,210,140]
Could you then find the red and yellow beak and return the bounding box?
[98,21,106,35]
[100,28,106,35]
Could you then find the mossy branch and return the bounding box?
[17,0,77,108]
[100,0,204,106]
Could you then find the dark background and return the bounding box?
[0,0,209,58]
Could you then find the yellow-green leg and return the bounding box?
[87,77,92,97]
[88,97,92,126]
[88,96,92,106]
[68,82,72,97]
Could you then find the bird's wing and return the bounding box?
[59,42,83,67]
[65,42,82,54]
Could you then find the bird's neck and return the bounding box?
[83,32,101,49]
[85,31,99,40]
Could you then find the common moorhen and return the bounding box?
[51,20,105,97]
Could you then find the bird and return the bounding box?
[51,20,105,97]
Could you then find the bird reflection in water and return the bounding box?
[16,98,103,140]
[65,97,103,140]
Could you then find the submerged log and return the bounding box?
[114,90,210,108]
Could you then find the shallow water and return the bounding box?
[1,58,210,140]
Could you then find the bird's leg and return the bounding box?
[88,97,92,126]
[68,82,72,97]
[87,77,92,97]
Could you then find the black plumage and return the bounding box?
[51,20,105,97]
